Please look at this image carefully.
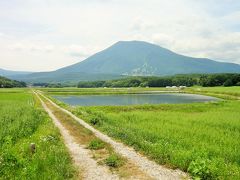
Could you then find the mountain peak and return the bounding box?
[114,40,158,47]
[8,40,240,83]
[115,40,148,44]
[55,40,240,76]
[110,40,172,54]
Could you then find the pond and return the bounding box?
[53,93,219,106]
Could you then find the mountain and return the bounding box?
[7,40,240,83]
[58,41,240,76]
[0,68,32,76]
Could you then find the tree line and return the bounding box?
[77,73,240,88]
[0,76,26,88]
[32,82,76,88]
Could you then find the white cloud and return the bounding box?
[8,43,55,53]
[0,0,239,71]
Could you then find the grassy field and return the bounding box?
[46,86,240,179]
[187,86,240,97]
[0,89,77,179]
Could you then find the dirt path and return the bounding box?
[35,92,119,180]
[37,91,189,180]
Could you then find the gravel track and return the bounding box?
[36,92,119,180]
[37,91,189,180]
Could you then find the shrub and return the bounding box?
[88,139,105,150]
[89,112,107,126]
[105,154,124,168]
[90,116,101,125]
[188,158,213,179]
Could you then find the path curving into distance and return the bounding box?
[36,91,189,180]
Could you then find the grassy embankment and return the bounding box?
[40,87,179,95]
[45,86,240,179]
[0,89,77,179]
[186,86,240,100]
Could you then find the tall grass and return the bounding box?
[73,101,240,179]
[0,90,76,179]
[46,86,240,179]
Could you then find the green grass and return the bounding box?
[44,87,240,179]
[88,139,105,150]
[0,89,77,179]
[72,101,240,179]
[187,86,240,97]
[44,87,239,179]
[105,154,124,168]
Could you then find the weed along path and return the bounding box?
[36,91,189,180]
[35,92,120,180]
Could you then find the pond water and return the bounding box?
[53,93,219,106]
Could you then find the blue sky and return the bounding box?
[0,0,239,71]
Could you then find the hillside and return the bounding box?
[0,76,26,88]
[0,68,32,76]
[8,72,123,83]
[7,41,240,83]
[57,41,240,76]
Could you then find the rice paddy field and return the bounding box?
[1,87,240,179]
[44,86,240,179]
[0,89,76,179]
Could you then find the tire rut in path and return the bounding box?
[36,92,119,180]
[38,91,189,180]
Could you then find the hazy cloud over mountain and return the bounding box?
[0,0,239,71]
